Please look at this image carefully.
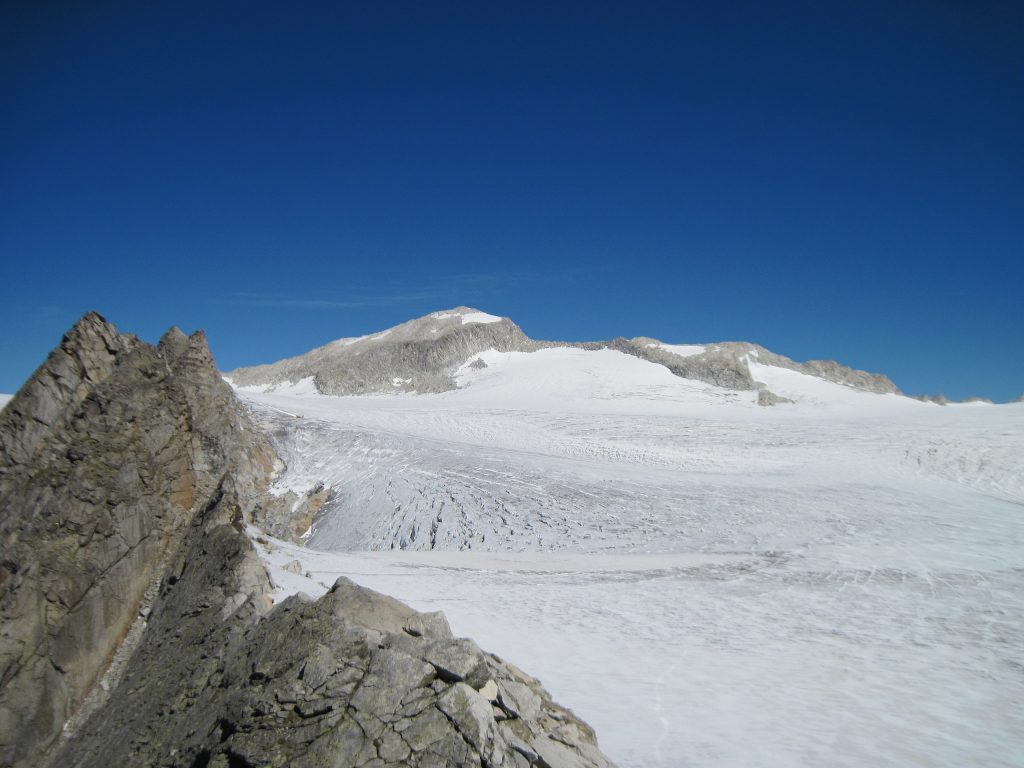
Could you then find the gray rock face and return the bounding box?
[258,481,332,541]
[609,338,757,390]
[0,313,615,768]
[58,509,614,768]
[228,307,530,396]
[757,389,794,407]
[0,313,277,767]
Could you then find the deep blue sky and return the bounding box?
[2,2,1022,400]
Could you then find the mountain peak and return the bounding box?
[227,308,528,396]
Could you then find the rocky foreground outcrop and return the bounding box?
[0,314,614,768]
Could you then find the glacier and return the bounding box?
[233,344,1024,768]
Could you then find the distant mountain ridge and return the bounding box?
[226,306,901,402]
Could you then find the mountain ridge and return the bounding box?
[226,306,901,402]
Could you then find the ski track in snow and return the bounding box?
[235,348,1024,768]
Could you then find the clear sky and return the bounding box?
[2,2,1021,400]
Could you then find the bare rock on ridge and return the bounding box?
[58,515,615,768]
[617,338,900,395]
[0,313,277,767]
[0,312,616,768]
[608,338,756,390]
[228,307,530,396]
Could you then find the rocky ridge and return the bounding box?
[0,314,614,768]
[0,313,276,766]
[226,307,900,402]
[228,308,530,396]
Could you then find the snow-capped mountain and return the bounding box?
[226,305,902,404]
[228,307,528,395]
[225,308,1024,768]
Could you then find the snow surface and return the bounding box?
[326,328,392,347]
[235,347,1024,768]
[747,359,883,406]
[459,310,502,324]
[432,309,503,324]
[0,394,11,410]
[329,334,369,347]
[226,375,319,396]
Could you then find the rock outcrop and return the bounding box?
[58,514,614,768]
[0,313,615,768]
[608,338,756,391]
[615,338,900,395]
[0,313,277,766]
[756,389,794,407]
[912,394,949,406]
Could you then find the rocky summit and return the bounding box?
[0,313,615,768]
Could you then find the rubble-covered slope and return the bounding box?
[0,313,614,768]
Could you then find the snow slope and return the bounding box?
[432,309,503,324]
[236,346,1024,768]
[0,394,11,410]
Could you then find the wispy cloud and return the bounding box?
[217,269,589,310]
[223,292,446,309]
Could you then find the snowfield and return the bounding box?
[0,394,11,410]
[431,309,503,324]
[234,347,1024,768]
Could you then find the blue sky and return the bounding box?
[2,2,1021,400]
